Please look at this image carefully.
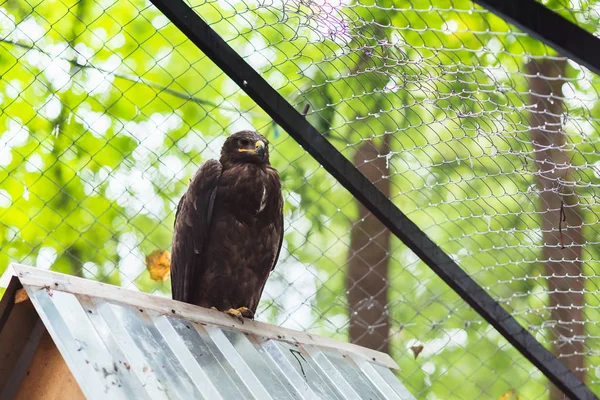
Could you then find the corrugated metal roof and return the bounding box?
[2,264,415,400]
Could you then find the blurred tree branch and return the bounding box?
[0,38,262,117]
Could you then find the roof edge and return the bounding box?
[6,263,399,370]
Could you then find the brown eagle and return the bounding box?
[171,131,283,321]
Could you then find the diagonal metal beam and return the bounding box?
[148,1,598,399]
[472,0,600,76]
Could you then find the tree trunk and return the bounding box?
[347,135,391,353]
[526,59,585,399]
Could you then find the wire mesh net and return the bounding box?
[1,0,599,398]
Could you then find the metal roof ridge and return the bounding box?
[6,263,399,370]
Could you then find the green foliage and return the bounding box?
[1,0,600,399]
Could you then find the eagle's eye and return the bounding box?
[238,139,250,147]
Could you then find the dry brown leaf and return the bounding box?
[500,389,518,400]
[15,288,29,303]
[146,250,171,282]
[410,345,424,359]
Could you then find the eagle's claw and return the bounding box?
[238,307,254,319]
[225,307,254,323]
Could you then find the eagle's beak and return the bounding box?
[255,140,266,158]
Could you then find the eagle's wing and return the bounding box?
[253,188,284,312]
[271,200,284,271]
[171,159,222,303]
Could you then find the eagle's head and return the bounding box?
[221,130,270,165]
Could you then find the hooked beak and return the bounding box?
[255,140,266,159]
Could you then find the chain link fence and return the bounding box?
[1,0,600,398]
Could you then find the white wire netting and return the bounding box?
[1,0,600,398]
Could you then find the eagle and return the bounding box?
[171,130,283,322]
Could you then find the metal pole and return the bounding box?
[472,0,600,76]
[148,1,598,398]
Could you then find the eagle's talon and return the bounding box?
[240,307,255,320]
[225,307,253,323]
[225,308,244,323]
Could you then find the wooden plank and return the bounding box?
[0,288,40,396]
[0,275,21,333]
[14,329,85,400]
